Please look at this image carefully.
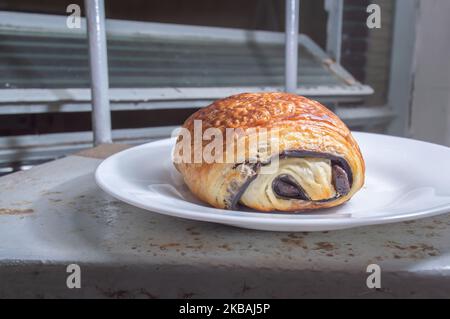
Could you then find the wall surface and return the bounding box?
[410,0,450,146]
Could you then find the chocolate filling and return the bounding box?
[229,150,353,209]
[332,165,351,196]
[272,174,310,200]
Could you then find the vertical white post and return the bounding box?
[325,0,344,63]
[388,0,419,137]
[85,0,112,145]
[285,0,300,93]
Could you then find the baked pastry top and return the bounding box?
[174,92,365,212]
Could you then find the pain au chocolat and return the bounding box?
[173,92,365,212]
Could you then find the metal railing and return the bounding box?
[84,0,344,145]
[284,0,300,93]
[85,0,112,145]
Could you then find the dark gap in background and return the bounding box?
[0,108,198,135]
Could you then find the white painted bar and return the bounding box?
[85,0,112,145]
[0,85,373,104]
[325,0,344,63]
[284,0,300,93]
[387,0,419,137]
[0,11,287,44]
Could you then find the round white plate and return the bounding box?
[95,132,450,232]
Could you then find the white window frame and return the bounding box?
[0,1,416,165]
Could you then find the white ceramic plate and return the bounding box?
[95,132,450,231]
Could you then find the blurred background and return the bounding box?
[0,0,449,175]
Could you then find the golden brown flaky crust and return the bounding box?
[174,92,365,212]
